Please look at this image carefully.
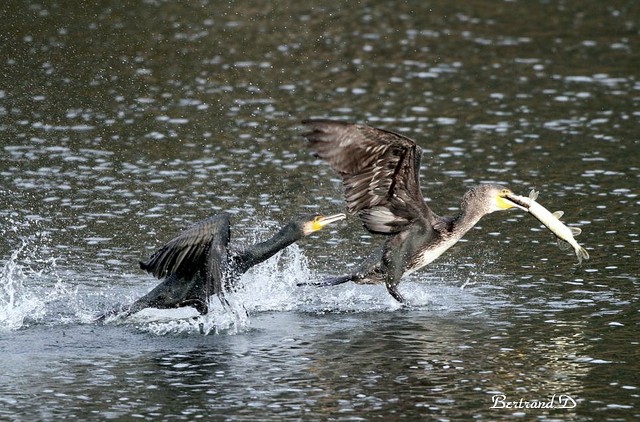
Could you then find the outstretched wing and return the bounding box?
[140,213,231,280]
[303,119,435,234]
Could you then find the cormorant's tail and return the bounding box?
[298,274,356,287]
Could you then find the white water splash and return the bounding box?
[236,243,312,312]
[141,301,250,336]
[54,224,494,337]
[0,241,47,330]
[1,230,486,335]
[128,242,487,335]
[0,214,89,329]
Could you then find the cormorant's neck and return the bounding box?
[450,206,487,238]
[234,222,302,274]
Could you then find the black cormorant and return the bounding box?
[98,212,345,320]
[302,119,525,304]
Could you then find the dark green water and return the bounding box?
[1,1,638,420]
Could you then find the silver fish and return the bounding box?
[507,189,589,264]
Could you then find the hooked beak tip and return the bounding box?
[306,212,346,235]
[322,213,347,224]
[504,193,529,211]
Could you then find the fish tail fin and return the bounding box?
[576,246,589,264]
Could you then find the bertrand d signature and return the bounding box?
[491,394,577,409]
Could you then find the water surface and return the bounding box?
[1,1,639,420]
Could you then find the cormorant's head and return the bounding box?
[463,185,527,214]
[299,213,346,236]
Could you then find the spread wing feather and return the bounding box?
[303,119,435,234]
[140,213,231,279]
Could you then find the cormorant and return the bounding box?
[302,119,526,304]
[98,212,345,320]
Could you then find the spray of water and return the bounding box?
[0,241,47,330]
[136,242,426,336]
[1,217,488,335]
[0,214,92,330]
[236,243,311,312]
[135,240,498,335]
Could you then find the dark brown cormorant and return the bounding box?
[98,212,345,320]
[302,119,526,304]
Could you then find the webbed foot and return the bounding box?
[385,283,407,305]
